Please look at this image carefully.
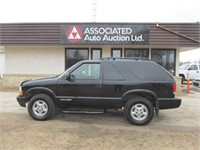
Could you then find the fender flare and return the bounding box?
[25,87,59,106]
[122,89,159,115]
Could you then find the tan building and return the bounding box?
[0,23,199,86]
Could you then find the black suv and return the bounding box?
[17,58,181,125]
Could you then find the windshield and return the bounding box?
[179,64,190,70]
[56,64,76,78]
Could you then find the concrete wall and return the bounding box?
[5,46,65,74]
[102,46,113,57]
[0,47,5,76]
[3,74,54,86]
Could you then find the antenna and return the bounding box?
[92,0,96,22]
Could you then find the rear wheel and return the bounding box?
[28,94,55,121]
[124,97,154,125]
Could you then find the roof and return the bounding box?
[0,23,199,47]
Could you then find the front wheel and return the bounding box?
[28,94,55,121]
[124,97,154,125]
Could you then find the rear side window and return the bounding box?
[115,61,173,81]
[103,62,125,80]
[131,62,173,81]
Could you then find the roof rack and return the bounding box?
[101,57,150,61]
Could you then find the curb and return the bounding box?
[182,84,200,93]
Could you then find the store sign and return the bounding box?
[61,24,149,45]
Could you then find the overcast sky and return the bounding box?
[0,0,199,23]
[0,0,199,61]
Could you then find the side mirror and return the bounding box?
[66,73,75,82]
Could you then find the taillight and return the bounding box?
[173,83,176,93]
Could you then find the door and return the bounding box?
[151,49,175,75]
[102,62,125,108]
[57,62,102,107]
[187,64,200,79]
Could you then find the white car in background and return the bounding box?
[179,63,200,83]
[192,77,200,87]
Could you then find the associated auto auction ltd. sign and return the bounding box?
[61,24,149,45]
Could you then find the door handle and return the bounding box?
[95,84,102,88]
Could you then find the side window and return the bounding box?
[188,65,198,70]
[103,62,125,80]
[71,63,100,80]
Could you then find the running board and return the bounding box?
[62,108,106,114]
[62,110,105,114]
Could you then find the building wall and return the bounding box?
[0,48,5,83]
[4,46,181,75]
[0,47,5,76]
[5,46,65,74]
[102,46,113,57]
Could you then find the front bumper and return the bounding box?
[17,96,27,107]
[193,80,200,86]
[158,98,181,109]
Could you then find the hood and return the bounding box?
[21,76,58,87]
[193,77,200,80]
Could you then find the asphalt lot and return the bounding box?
[0,89,200,150]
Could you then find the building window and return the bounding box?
[111,48,122,57]
[91,48,102,60]
[151,49,175,75]
[124,49,149,58]
[65,48,89,69]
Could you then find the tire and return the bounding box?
[28,94,55,121]
[124,97,154,125]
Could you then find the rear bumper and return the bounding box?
[158,98,181,109]
[17,96,27,107]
